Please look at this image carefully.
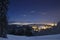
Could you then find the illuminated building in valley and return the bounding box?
[0,0,8,38]
[32,25,39,31]
[32,24,53,32]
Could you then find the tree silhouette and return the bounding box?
[24,25,32,36]
[0,0,8,38]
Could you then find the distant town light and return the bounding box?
[32,26,39,31]
[46,23,57,26]
[51,24,57,26]
[38,28,41,30]
[32,26,37,29]
[35,29,39,31]
[41,27,47,29]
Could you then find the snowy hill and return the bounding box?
[0,34,60,40]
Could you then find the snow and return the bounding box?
[0,34,60,40]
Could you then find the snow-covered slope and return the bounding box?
[0,34,60,40]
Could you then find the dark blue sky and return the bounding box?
[8,0,60,23]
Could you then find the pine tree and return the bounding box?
[0,0,8,38]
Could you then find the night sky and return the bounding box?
[8,0,60,23]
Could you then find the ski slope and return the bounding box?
[0,34,60,40]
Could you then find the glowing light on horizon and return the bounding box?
[32,25,39,31]
[41,27,47,29]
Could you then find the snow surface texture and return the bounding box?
[0,34,60,40]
